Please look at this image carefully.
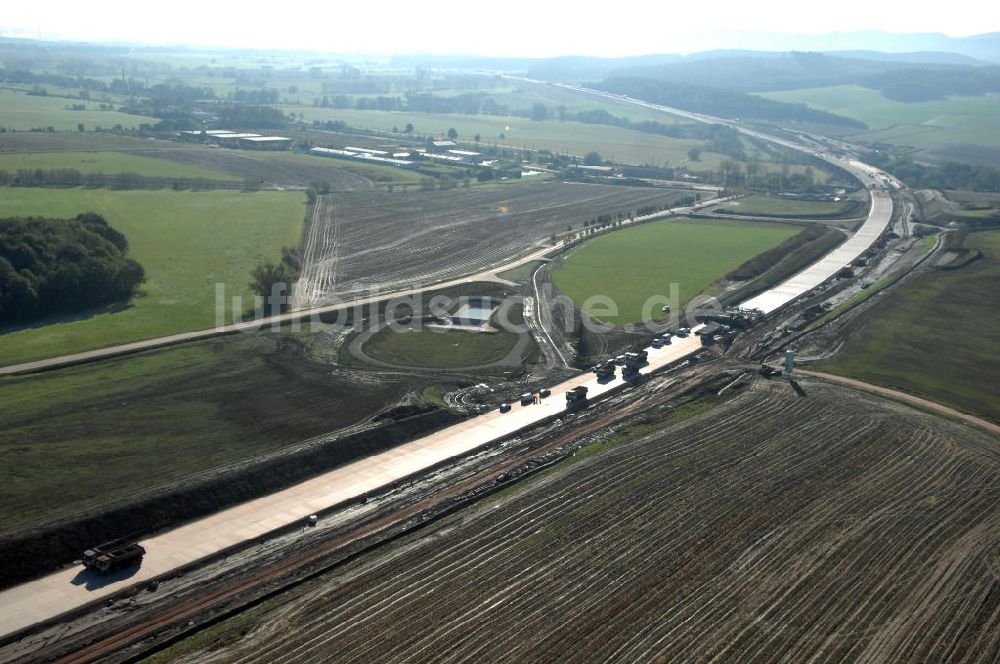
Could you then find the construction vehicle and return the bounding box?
[594,360,616,380]
[566,386,588,410]
[81,539,145,575]
[624,351,648,370]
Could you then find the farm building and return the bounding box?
[421,152,465,163]
[212,133,260,146]
[447,149,481,163]
[345,146,390,155]
[309,146,416,168]
[179,129,237,141]
[238,136,292,150]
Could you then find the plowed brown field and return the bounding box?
[296,182,690,304]
[173,377,1000,663]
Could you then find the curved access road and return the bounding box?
[0,244,556,377]
[0,195,727,377]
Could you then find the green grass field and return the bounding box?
[0,188,303,365]
[553,219,798,324]
[818,230,1000,424]
[282,107,727,169]
[362,318,533,369]
[0,150,238,180]
[758,85,1000,150]
[0,89,159,131]
[714,194,861,218]
[0,331,404,530]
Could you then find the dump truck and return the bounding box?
[624,351,648,370]
[594,360,616,380]
[566,386,589,410]
[81,539,145,575]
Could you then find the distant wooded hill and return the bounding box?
[605,53,1000,102]
[594,77,868,128]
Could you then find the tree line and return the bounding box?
[0,168,249,190]
[861,151,1000,192]
[0,213,145,325]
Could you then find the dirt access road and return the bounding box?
[1,190,722,377]
[798,369,1000,436]
[291,182,694,307]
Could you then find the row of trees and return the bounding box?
[0,168,242,190]
[0,213,145,325]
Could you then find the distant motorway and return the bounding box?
[531,79,898,314]
[2,83,897,375]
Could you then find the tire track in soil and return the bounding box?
[193,378,999,664]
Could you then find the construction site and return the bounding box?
[0,63,998,664]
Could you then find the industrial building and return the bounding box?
[238,136,291,150]
[177,130,291,151]
[309,147,417,168]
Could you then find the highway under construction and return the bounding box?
[0,86,912,662]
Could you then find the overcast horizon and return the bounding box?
[1,0,998,59]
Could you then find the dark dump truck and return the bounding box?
[81,539,145,575]
[594,360,617,380]
[623,351,648,369]
[565,385,589,410]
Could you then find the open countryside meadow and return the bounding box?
[0,188,303,365]
[0,332,434,531]
[759,85,1000,153]
[820,230,1000,423]
[0,89,159,131]
[282,107,727,168]
[0,149,239,180]
[553,219,799,323]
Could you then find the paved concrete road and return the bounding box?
[0,332,705,639]
[741,189,893,313]
[540,80,898,316]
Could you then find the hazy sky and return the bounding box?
[3,0,996,57]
